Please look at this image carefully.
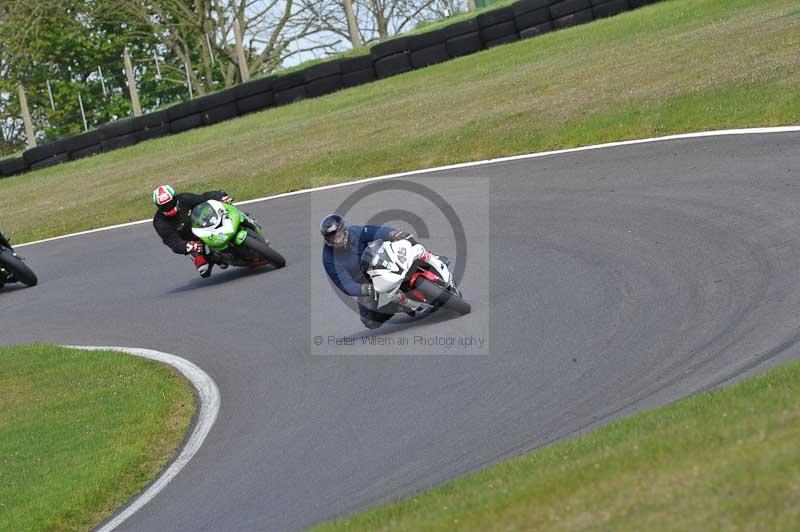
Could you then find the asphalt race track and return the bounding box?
[1,131,799,531]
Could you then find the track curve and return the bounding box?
[1,131,799,531]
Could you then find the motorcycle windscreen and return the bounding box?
[361,239,397,273]
[191,202,221,229]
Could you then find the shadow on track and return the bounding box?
[342,309,466,340]
[167,265,282,294]
[0,284,32,294]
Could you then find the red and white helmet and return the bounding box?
[153,185,178,217]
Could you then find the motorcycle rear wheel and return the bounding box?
[415,278,470,315]
[242,235,286,268]
[0,250,38,287]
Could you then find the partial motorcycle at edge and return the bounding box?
[0,229,38,289]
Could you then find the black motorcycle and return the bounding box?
[0,230,37,289]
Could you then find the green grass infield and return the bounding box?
[0,344,195,532]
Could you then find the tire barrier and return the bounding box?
[100,132,140,151]
[371,36,412,79]
[304,61,344,97]
[411,44,450,69]
[446,31,484,58]
[549,0,592,19]
[0,156,27,178]
[12,0,665,177]
[593,0,632,19]
[274,71,307,105]
[169,113,204,134]
[30,152,69,170]
[340,55,376,88]
[71,143,103,160]
[519,21,554,39]
[553,7,594,29]
[234,77,276,114]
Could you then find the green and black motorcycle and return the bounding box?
[190,200,286,270]
[0,229,37,289]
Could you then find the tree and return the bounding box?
[115,0,338,94]
[0,0,185,151]
[305,0,464,48]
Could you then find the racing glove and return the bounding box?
[389,230,418,246]
[186,241,204,255]
[221,194,234,204]
[361,283,375,298]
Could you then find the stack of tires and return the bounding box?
[371,38,413,79]
[549,0,594,29]
[169,90,240,133]
[591,0,632,18]
[0,157,28,178]
[340,56,376,88]
[513,0,553,39]
[235,77,275,115]
[274,72,307,105]
[407,29,451,69]
[22,140,70,171]
[304,62,343,98]
[97,111,171,153]
[99,118,144,151]
[199,91,239,126]
[478,7,520,48]
[443,20,483,58]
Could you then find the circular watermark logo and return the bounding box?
[323,179,469,320]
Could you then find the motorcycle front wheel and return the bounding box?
[415,278,470,315]
[0,250,38,287]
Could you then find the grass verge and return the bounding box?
[313,359,800,531]
[0,344,195,532]
[1,0,798,243]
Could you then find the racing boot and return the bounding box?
[194,255,213,278]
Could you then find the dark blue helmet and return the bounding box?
[320,214,348,248]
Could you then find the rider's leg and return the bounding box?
[359,303,392,329]
[190,251,213,278]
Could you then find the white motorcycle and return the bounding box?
[361,238,470,317]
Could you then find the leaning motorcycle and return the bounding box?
[190,200,286,270]
[0,230,38,288]
[361,238,470,316]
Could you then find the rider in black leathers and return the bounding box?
[152,185,232,277]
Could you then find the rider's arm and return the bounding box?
[201,190,229,203]
[0,230,10,249]
[153,216,190,254]
[361,225,397,243]
[176,191,228,210]
[323,249,366,296]
[388,230,417,245]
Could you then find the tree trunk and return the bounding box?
[233,18,250,83]
[17,84,36,148]
[200,34,215,93]
[343,0,362,48]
